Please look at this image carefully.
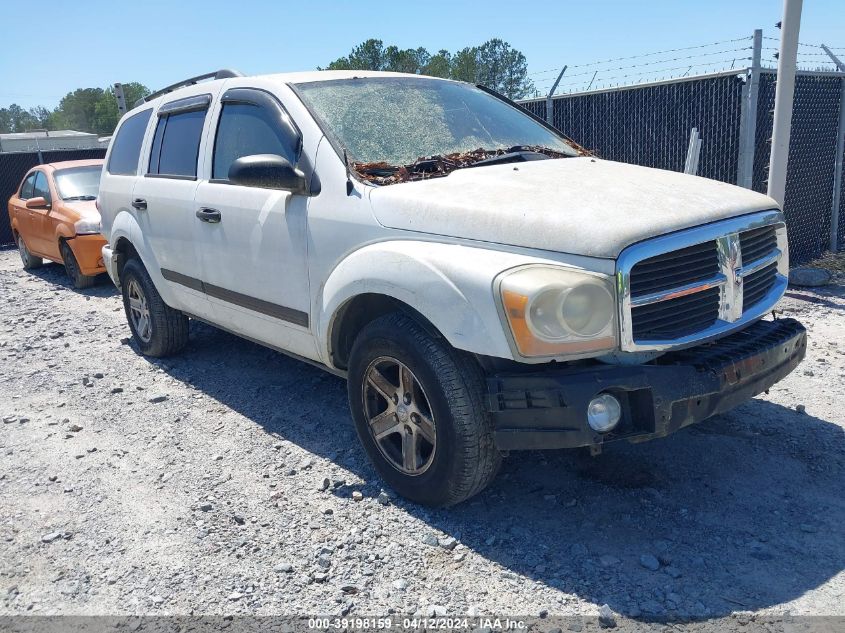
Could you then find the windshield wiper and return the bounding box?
[467,150,550,168]
[62,195,97,201]
[352,145,574,186]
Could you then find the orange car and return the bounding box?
[8,159,106,289]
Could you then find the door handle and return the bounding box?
[196,208,221,223]
[131,198,147,210]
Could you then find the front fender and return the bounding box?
[56,223,74,242]
[318,241,548,366]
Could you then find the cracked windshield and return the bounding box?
[296,77,579,184]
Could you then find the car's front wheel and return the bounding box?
[60,241,96,289]
[347,312,501,506]
[17,234,42,270]
[121,258,189,357]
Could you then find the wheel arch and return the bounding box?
[329,293,445,370]
[56,225,74,243]
[56,227,75,258]
[318,241,516,370]
[113,235,141,281]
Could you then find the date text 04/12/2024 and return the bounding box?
[307,617,528,630]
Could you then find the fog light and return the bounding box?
[587,393,622,433]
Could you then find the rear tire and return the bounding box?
[17,234,42,270]
[121,258,188,357]
[60,241,96,289]
[347,312,501,507]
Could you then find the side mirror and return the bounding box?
[228,154,308,194]
[25,196,50,210]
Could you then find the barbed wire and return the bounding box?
[529,35,845,97]
[762,36,844,51]
[529,36,751,77]
[531,46,752,87]
[535,58,751,95]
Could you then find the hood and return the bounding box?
[367,157,778,259]
[61,199,100,221]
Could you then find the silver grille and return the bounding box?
[617,210,788,352]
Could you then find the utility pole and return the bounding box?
[767,0,803,206]
[545,66,567,127]
[114,83,127,116]
[34,135,44,165]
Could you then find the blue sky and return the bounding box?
[1,0,843,109]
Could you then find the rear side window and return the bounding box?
[19,173,36,199]
[33,172,51,204]
[148,110,206,178]
[108,109,152,175]
[212,103,297,180]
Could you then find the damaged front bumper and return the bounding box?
[487,318,807,451]
[68,234,108,276]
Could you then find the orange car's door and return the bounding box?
[30,171,58,258]
[11,172,38,251]
[42,171,65,260]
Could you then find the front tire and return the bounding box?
[17,234,42,270]
[347,312,501,507]
[121,258,188,357]
[60,241,96,289]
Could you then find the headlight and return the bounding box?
[497,265,617,357]
[74,218,101,235]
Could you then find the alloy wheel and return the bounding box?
[362,356,437,475]
[127,279,152,343]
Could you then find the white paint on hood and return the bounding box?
[368,157,778,259]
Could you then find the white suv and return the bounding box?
[98,69,806,506]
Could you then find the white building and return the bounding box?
[0,129,100,153]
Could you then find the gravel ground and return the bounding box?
[1,247,844,623]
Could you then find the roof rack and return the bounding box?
[133,69,244,108]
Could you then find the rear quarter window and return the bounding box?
[108,108,153,175]
[148,110,205,178]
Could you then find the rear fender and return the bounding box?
[108,210,179,306]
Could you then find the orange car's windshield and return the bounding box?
[54,166,102,201]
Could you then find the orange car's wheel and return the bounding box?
[17,234,43,270]
[121,258,188,357]
[60,241,96,289]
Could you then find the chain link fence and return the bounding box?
[522,68,845,265]
[524,71,745,185]
[752,71,845,261]
[0,149,106,246]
